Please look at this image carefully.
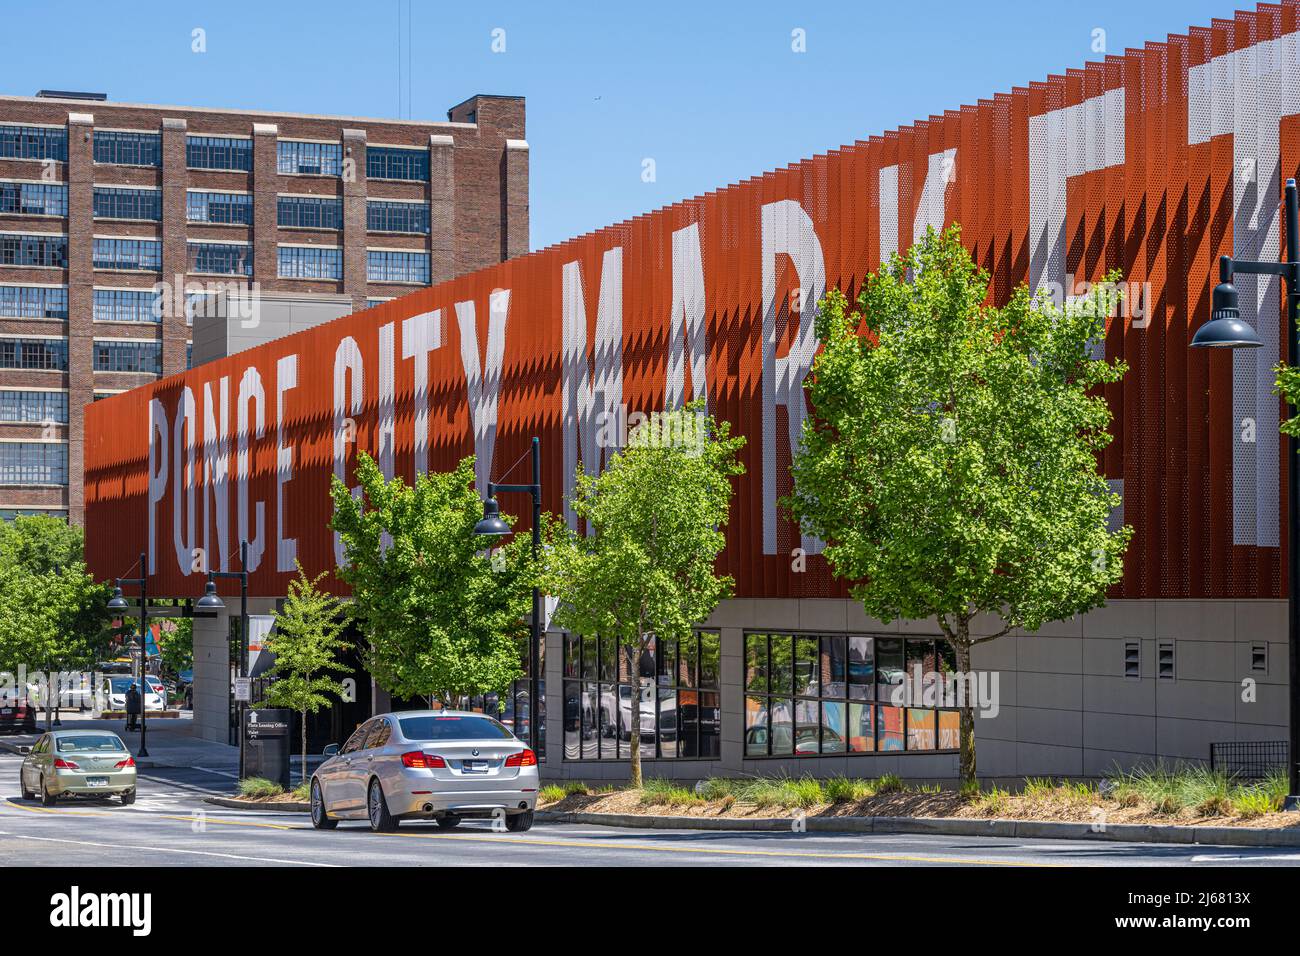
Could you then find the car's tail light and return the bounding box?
[505,749,537,767]
[53,758,79,770]
[114,758,135,769]
[401,751,446,769]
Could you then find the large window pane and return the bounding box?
[697,690,720,758]
[848,701,875,752]
[876,638,905,708]
[745,634,767,693]
[794,698,820,755]
[938,710,961,751]
[794,635,819,698]
[700,631,720,688]
[769,697,794,756]
[849,635,875,700]
[878,704,905,751]
[821,699,847,753]
[563,681,580,760]
[745,696,767,757]
[770,634,793,697]
[907,708,936,750]
[658,688,678,758]
[581,682,599,759]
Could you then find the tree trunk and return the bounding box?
[628,640,643,789]
[301,710,308,790]
[953,636,976,787]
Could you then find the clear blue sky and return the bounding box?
[0,0,1242,252]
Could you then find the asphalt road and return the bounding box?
[3,753,1300,867]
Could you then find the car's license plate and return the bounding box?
[86,776,109,787]
[0,708,10,715]
[462,760,488,773]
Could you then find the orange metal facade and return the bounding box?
[85,3,1300,601]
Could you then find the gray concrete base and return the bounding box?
[536,809,1300,847]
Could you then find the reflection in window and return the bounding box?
[743,633,955,757]
[563,631,719,761]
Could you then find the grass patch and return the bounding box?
[291,782,310,801]
[1108,763,1286,817]
[237,777,284,799]
[639,778,703,808]
[540,780,592,802]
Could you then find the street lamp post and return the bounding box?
[473,436,542,756]
[1191,176,1300,810]
[107,551,150,759]
[195,540,249,779]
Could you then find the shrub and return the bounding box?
[874,773,904,795]
[824,776,874,803]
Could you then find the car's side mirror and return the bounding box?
[17,746,31,755]
[322,743,339,757]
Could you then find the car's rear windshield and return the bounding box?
[57,734,125,753]
[398,715,514,741]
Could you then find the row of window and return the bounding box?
[0,182,66,217]
[2,126,436,183]
[562,632,721,761]
[0,336,162,373]
[745,633,960,756]
[0,234,66,268]
[1,184,432,236]
[0,508,67,521]
[0,239,428,283]
[278,246,340,280]
[0,389,67,424]
[93,187,161,221]
[0,285,66,319]
[93,340,160,374]
[0,442,67,486]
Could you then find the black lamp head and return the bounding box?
[1191,280,1262,349]
[473,497,512,538]
[106,586,128,612]
[195,579,225,613]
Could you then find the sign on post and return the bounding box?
[233,677,251,703]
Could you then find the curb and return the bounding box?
[534,810,1300,847]
[204,796,310,813]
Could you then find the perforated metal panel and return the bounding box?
[83,2,1300,602]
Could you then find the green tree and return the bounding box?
[787,226,1130,786]
[0,517,112,726]
[265,566,351,781]
[156,617,193,677]
[331,453,533,707]
[542,400,745,787]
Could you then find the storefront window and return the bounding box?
[563,631,720,761]
[743,632,957,757]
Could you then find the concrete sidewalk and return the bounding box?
[0,712,238,770]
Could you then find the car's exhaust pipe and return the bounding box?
[423,803,434,813]
[519,801,528,810]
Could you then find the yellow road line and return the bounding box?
[1,798,299,830]
[375,827,1064,866]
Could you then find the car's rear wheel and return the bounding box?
[505,810,534,832]
[367,779,399,833]
[120,789,135,806]
[435,813,461,829]
[39,777,56,806]
[310,780,337,830]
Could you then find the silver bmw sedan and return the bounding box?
[309,710,540,833]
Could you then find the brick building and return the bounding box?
[0,90,528,523]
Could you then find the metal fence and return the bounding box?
[1209,741,1288,780]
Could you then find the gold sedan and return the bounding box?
[19,730,137,806]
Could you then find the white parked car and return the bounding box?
[93,676,165,717]
[310,710,539,833]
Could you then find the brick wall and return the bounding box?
[0,92,527,524]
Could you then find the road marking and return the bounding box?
[1191,852,1300,862]
[1,798,301,830]
[1,831,336,866]
[375,827,1067,865]
[189,767,240,780]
